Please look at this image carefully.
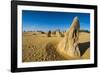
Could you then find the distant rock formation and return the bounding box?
[48,30,52,37]
[57,16,80,59]
[55,31,60,37]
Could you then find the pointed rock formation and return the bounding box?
[57,16,80,59]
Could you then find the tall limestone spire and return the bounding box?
[57,16,80,59]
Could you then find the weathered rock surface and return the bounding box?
[57,16,80,59]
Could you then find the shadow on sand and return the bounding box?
[79,42,90,56]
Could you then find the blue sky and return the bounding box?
[22,10,90,32]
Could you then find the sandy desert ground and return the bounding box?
[22,31,90,62]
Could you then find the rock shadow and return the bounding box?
[78,42,90,56]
